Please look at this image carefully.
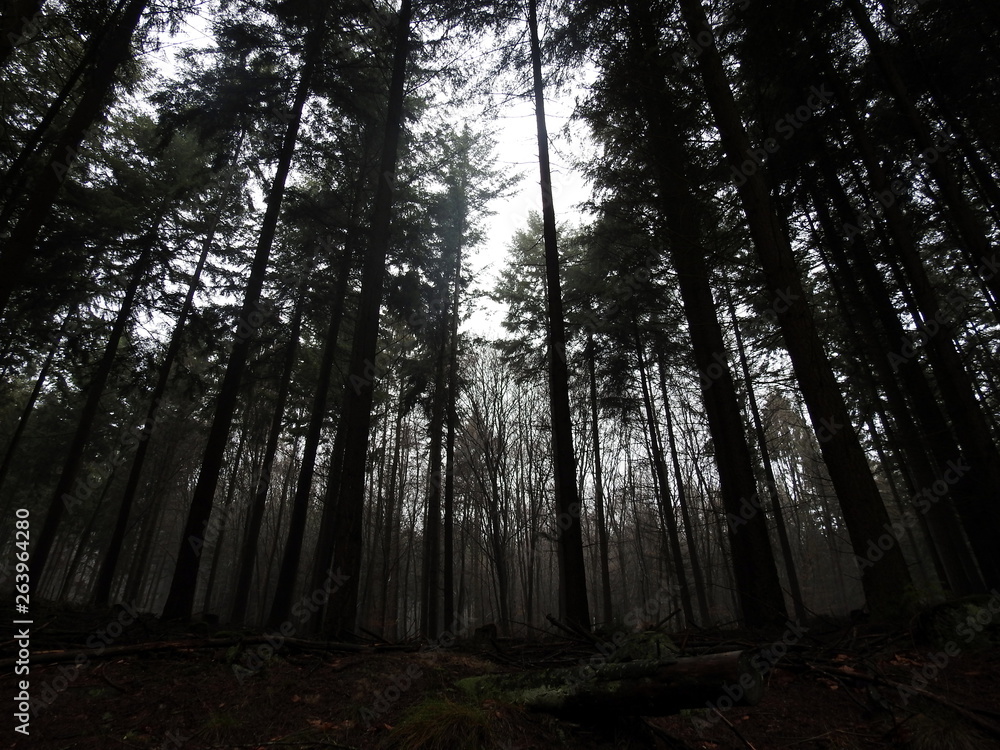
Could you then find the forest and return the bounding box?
[1,0,1000,745]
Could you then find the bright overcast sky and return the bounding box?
[471,93,593,337]
[149,9,595,339]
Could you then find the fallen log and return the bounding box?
[457,649,763,719]
[0,635,413,668]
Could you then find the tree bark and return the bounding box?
[527,0,590,629]
[443,244,462,633]
[229,281,307,623]
[620,0,787,627]
[842,0,1000,307]
[420,318,447,638]
[810,44,1000,588]
[94,162,238,606]
[634,328,694,626]
[161,20,321,620]
[322,0,412,637]
[29,235,155,586]
[677,0,912,616]
[0,308,75,495]
[723,288,807,621]
[657,361,711,626]
[457,650,764,718]
[585,331,614,626]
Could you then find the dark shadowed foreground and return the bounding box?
[5,602,1000,749]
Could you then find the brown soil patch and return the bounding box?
[4,605,1000,749]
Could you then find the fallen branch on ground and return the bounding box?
[0,635,415,668]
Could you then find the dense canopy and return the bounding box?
[1,0,998,643]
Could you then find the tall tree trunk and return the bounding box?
[160,21,321,620]
[442,252,462,632]
[657,360,711,626]
[299,229,390,634]
[376,394,405,635]
[322,0,412,637]
[634,329,694,625]
[357,410,388,633]
[467,392,512,634]
[677,0,912,616]
[811,46,1000,587]
[384,411,405,641]
[123,478,166,606]
[267,234,357,628]
[300,411,348,628]
[527,0,590,629]
[585,331,614,626]
[663,225,788,628]
[482,470,511,634]
[258,444,296,620]
[29,237,155,586]
[722,288,806,621]
[229,282,307,623]
[807,164,983,594]
[0,0,146,316]
[200,425,248,617]
[420,329,447,638]
[59,466,115,601]
[842,0,1000,307]
[618,0,787,627]
[93,162,237,606]
[441,145,471,633]
[0,308,75,495]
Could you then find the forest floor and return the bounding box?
[4,602,1000,750]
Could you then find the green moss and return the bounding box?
[213,629,251,639]
[904,712,992,750]
[224,643,242,663]
[204,710,240,730]
[383,697,498,750]
[917,596,1000,651]
[609,632,678,662]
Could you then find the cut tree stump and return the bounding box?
[457,649,763,719]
